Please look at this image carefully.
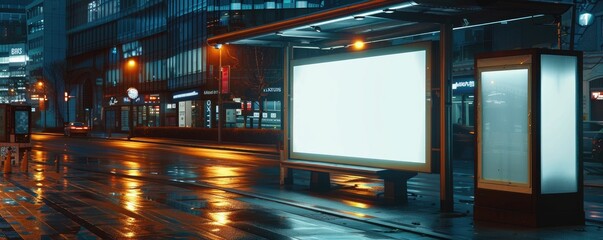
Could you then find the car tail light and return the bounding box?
[84,127,88,129]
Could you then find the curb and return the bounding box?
[34,132,280,156]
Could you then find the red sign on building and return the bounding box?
[221,66,230,94]
[592,91,603,100]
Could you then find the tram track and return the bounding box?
[24,155,451,240]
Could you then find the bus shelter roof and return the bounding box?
[207,0,571,49]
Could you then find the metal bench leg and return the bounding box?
[280,167,294,185]
[310,171,330,192]
[383,172,417,205]
[383,179,406,205]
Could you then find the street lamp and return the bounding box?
[127,59,137,69]
[215,43,223,143]
[125,58,139,140]
[578,12,594,27]
[353,40,365,50]
[36,80,47,129]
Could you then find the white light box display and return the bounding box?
[480,68,530,188]
[474,49,583,227]
[290,44,431,172]
[540,54,578,194]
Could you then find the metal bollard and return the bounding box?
[20,150,28,173]
[55,155,60,173]
[4,149,11,174]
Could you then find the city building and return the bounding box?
[0,0,31,104]
[26,0,67,128]
[0,43,27,103]
[64,0,603,134]
[65,0,358,132]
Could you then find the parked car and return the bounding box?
[64,122,89,137]
[593,130,603,162]
[583,121,603,161]
[453,124,475,160]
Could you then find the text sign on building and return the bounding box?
[263,87,282,93]
[452,78,475,95]
[205,100,212,128]
[221,66,230,94]
[173,89,200,101]
[10,48,23,55]
[591,91,603,100]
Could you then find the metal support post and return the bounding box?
[55,155,60,173]
[128,100,134,140]
[570,0,577,50]
[218,46,223,144]
[279,44,293,184]
[4,148,12,174]
[20,150,28,173]
[440,23,454,212]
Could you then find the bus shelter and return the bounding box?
[207,0,571,212]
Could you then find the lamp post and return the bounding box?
[43,94,47,128]
[127,87,138,140]
[215,44,223,144]
[64,91,70,123]
[36,80,47,129]
[125,58,139,141]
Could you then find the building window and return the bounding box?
[28,19,44,34]
[88,0,120,23]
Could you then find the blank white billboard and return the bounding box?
[290,44,431,172]
[540,54,578,194]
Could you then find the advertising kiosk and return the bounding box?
[474,49,584,226]
[0,104,32,172]
[279,42,433,204]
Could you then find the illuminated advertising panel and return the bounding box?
[14,110,29,135]
[12,105,31,143]
[540,54,578,194]
[290,43,431,172]
[478,67,531,193]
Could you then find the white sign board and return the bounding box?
[290,44,431,172]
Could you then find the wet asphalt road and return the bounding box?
[0,134,437,239]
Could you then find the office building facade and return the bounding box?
[0,1,31,104]
[26,0,67,128]
[66,0,355,131]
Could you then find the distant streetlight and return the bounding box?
[353,40,365,50]
[127,59,137,69]
[37,80,47,129]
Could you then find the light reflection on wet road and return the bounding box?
[0,134,433,239]
[3,134,601,239]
